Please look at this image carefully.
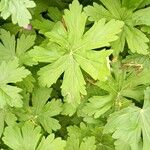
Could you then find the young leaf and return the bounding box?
[0,0,36,27]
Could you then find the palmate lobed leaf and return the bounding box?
[37,134,66,150]
[104,87,150,150]
[124,26,149,54]
[84,0,150,55]
[82,95,112,119]
[15,87,62,133]
[65,135,96,150]
[0,29,36,65]
[123,53,150,69]
[0,0,36,27]
[32,18,55,34]
[16,74,35,93]
[31,7,62,34]
[2,122,66,150]
[0,107,17,137]
[133,7,150,26]
[122,0,144,10]
[60,55,87,106]
[99,62,150,100]
[29,0,123,114]
[122,0,150,10]
[0,58,30,108]
[0,0,149,149]
[82,62,150,119]
[67,122,115,150]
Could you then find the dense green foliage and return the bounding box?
[0,0,150,149]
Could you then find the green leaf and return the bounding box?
[104,86,150,150]
[16,74,35,93]
[3,122,66,150]
[141,25,150,33]
[115,140,134,150]
[62,103,77,116]
[75,50,112,81]
[37,134,66,150]
[122,0,144,10]
[0,29,35,64]
[111,29,126,55]
[63,0,87,45]
[125,26,149,54]
[0,0,36,27]
[79,137,96,150]
[100,0,122,18]
[36,98,62,133]
[80,19,124,49]
[82,95,112,118]
[0,29,16,62]
[32,88,62,133]
[61,56,86,106]
[16,32,35,57]
[0,85,23,108]
[48,7,62,22]
[0,107,17,137]
[0,111,4,137]
[67,122,115,150]
[0,59,30,84]
[140,0,150,7]
[133,7,150,26]
[123,54,150,69]
[28,44,65,65]
[32,18,55,34]
[15,87,62,133]
[32,0,66,18]
[65,136,96,150]
[0,59,30,108]
[84,3,112,21]
[31,6,61,34]
[38,55,67,87]
[84,0,150,55]
[89,62,150,116]
[3,122,41,150]
[30,0,123,112]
